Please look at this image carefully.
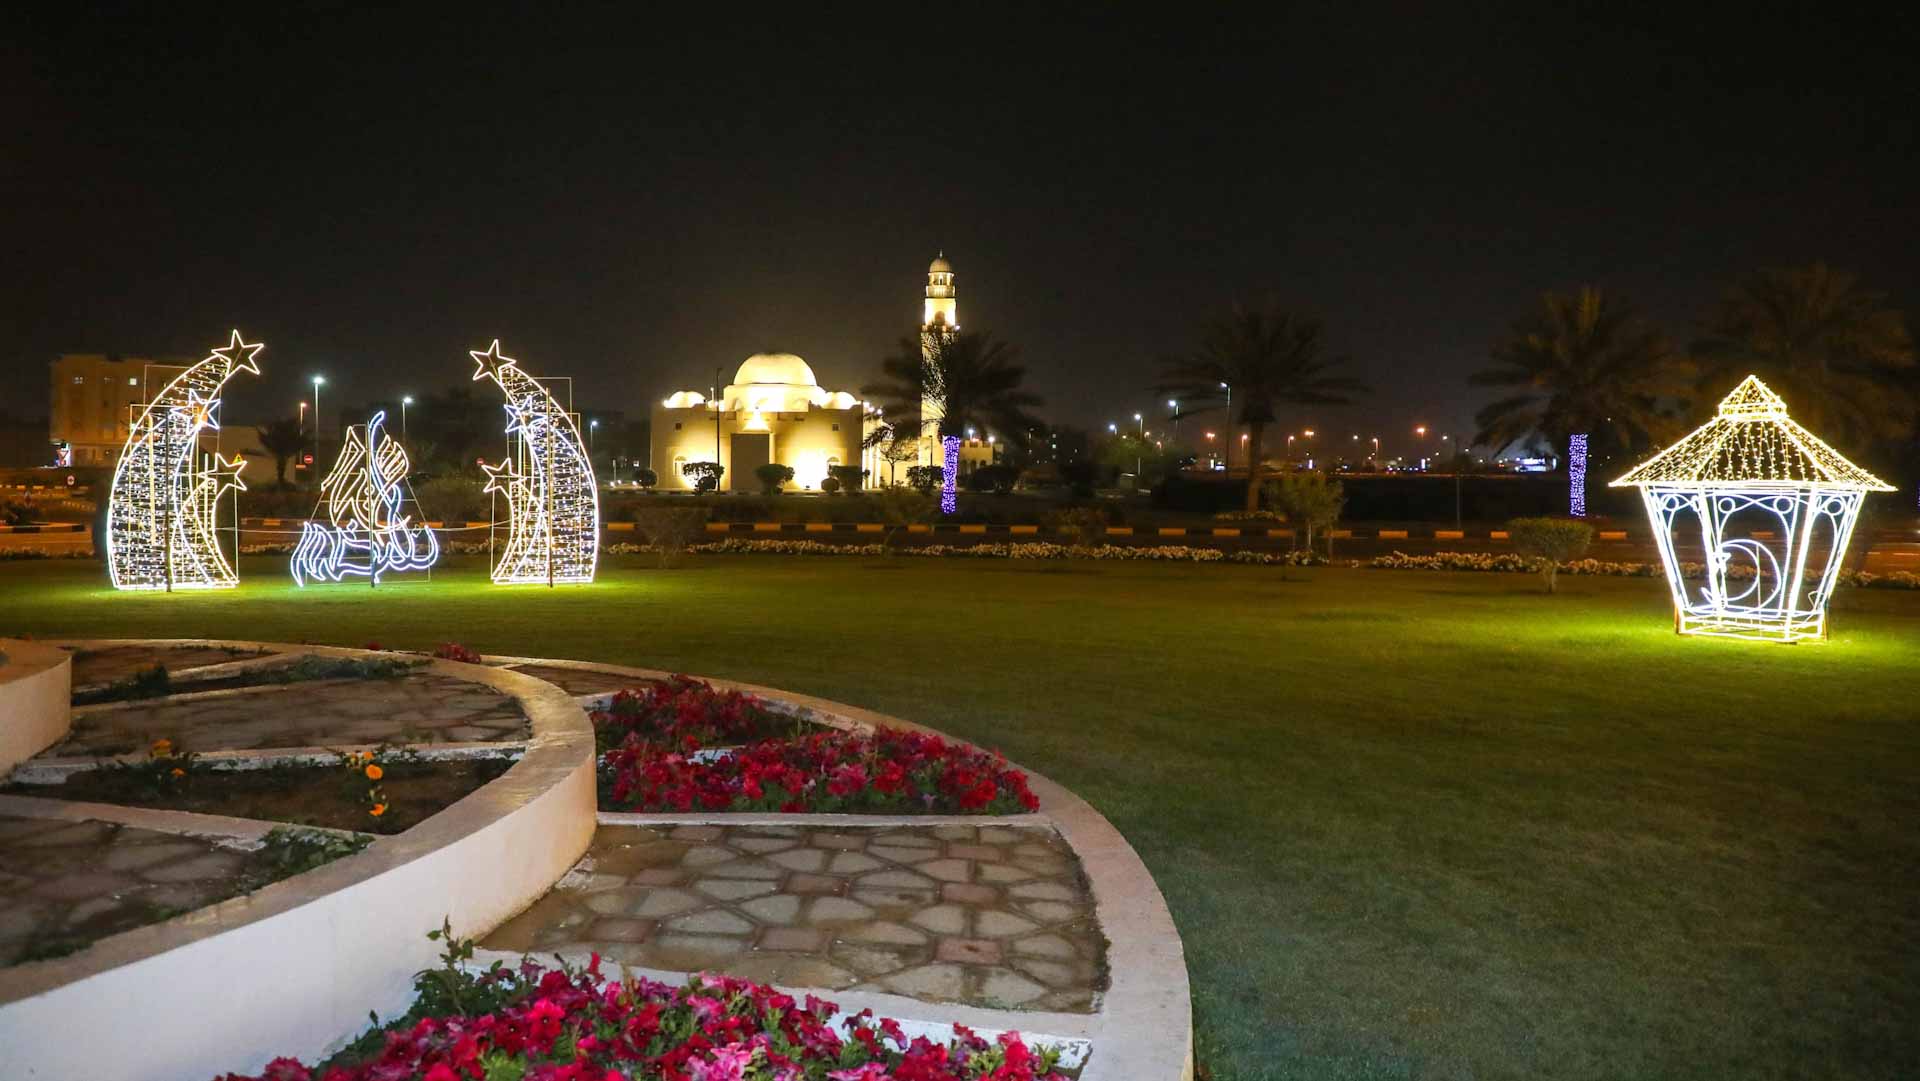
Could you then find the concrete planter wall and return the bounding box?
[0,639,71,775]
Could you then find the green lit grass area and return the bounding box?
[4,554,1917,1080]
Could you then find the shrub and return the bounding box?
[905,464,942,494]
[827,463,867,492]
[633,467,657,489]
[1508,516,1594,593]
[681,460,724,493]
[869,484,934,549]
[971,463,1020,495]
[591,676,798,753]
[628,506,707,567]
[753,461,795,494]
[820,475,842,495]
[1266,471,1346,552]
[1047,505,1108,547]
[1060,461,1098,498]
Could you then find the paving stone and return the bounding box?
[975,862,1037,884]
[830,942,921,978]
[908,904,969,936]
[682,845,735,867]
[33,871,138,901]
[915,858,971,883]
[1019,900,1083,924]
[696,878,779,901]
[935,937,1003,965]
[648,932,752,970]
[811,832,869,851]
[669,825,724,842]
[667,909,755,934]
[704,858,784,880]
[975,827,1026,845]
[941,882,999,905]
[978,970,1046,1006]
[631,867,686,887]
[630,889,704,918]
[929,825,976,842]
[757,926,825,952]
[1007,880,1076,902]
[1011,933,1078,959]
[805,896,873,925]
[842,920,928,946]
[144,851,246,883]
[586,917,657,943]
[785,872,845,895]
[870,831,939,848]
[975,910,1039,938]
[766,848,827,873]
[722,953,854,990]
[858,868,936,889]
[883,962,965,1001]
[825,851,883,874]
[868,844,936,865]
[733,836,796,854]
[740,894,801,925]
[945,843,1005,862]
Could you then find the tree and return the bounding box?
[1265,471,1345,554]
[1159,303,1366,512]
[1694,262,1916,453]
[753,462,795,494]
[868,485,934,552]
[1471,287,1692,464]
[1508,517,1593,594]
[247,418,307,487]
[860,330,1043,514]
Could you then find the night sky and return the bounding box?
[6,9,1915,458]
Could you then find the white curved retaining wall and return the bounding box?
[0,639,71,775]
[0,642,598,1081]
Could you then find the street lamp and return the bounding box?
[1167,400,1179,444]
[1132,414,1144,482]
[400,395,413,440]
[589,418,598,453]
[1415,425,1428,470]
[310,376,326,480]
[1219,382,1232,472]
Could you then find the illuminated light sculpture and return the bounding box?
[291,410,439,586]
[470,340,599,584]
[1568,433,1589,517]
[940,435,960,515]
[1611,375,1893,642]
[106,330,261,591]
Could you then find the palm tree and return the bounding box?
[1158,303,1366,512]
[247,418,307,487]
[1694,262,1916,453]
[860,330,1043,512]
[1471,287,1692,464]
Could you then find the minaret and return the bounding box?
[919,253,957,455]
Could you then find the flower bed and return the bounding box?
[222,953,1071,1081]
[1367,550,1920,589]
[592,676,810,754]
[601,723,1040,815]
[604,539,1326,566]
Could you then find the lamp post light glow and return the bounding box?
[311,376,326,479]
[1610,375,1893,642]
[401,395,413,440]
[471,339,600,585]
[106,330,261,591]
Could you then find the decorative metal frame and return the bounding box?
[106,330,259,591]
[1613,376,1892,643]
[471,340,599,585]
[291,410,439,586]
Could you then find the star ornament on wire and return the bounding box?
[179,389,224,431]
[470,339,520,382]
[211,329,265,376]
[208,453,249,496]
[479,457,521,496]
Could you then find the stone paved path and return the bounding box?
[484,823,1105,1013]
[503,664,648,697]
[0,814,259,967]
[51,671,527,756]
[68,645,264,687]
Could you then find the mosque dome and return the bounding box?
[928,254,953,274]
[733,352,817,387]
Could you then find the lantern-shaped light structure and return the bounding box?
[1610,376,1892,642]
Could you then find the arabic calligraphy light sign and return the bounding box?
[291,410,439,586]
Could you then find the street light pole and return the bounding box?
[311,376,326,481]
[401,395,412,441]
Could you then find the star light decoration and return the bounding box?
[470,340,599,584]
[1610,375,1893,642]
[106,330,261,591]
[291,410,439,586]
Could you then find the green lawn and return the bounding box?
[4,554,1918,1080]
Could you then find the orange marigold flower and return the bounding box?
[150,738,173,757]
[369,803,388,817]
[170,768,185,778]
[364,764,384,781]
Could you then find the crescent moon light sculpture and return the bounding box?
[471,339,599,585]
[106,330,261,591]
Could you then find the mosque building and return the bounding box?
[650,255,996,491]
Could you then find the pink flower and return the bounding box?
[690,1042,756,1081]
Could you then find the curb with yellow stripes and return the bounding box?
[231,518,1635,542]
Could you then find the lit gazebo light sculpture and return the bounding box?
[1610,376,1892,642]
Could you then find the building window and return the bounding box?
[674,422,682,430]
[72,376,84,384]
[831,423,840,431]
[128,377,139,386]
